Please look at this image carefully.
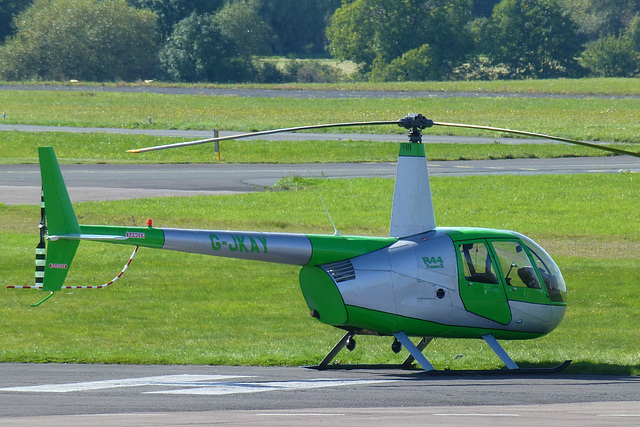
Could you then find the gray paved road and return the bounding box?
[2,156,639,205]
[0,364,639,425]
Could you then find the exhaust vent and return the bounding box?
[322,260,356,283]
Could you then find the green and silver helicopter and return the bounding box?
[17,114,640,372]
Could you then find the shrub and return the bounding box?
[369,45,441,82]
[580,35,640,77]
[0,0,158,81]
[282,60,344,83]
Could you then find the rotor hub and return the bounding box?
[398,113,434,143]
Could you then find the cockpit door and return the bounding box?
[457,240,512,324]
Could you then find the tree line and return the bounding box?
[0,0,638,83]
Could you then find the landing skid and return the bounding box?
[421,359,572,376]
[309,360,572,374]
[307,331,572,374]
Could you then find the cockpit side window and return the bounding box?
[491,241,541,289]
[459,242,498,284]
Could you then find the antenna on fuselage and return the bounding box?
[319,196,340,236]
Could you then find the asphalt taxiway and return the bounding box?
[2,156,640,205]
[1,364,639,425]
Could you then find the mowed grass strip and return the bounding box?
[4,77,640,95]
[1,173,638,374]
[2,90,640,143]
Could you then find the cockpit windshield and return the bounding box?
[516,233,567,303]
[492,241,541,290]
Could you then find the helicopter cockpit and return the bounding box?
[457,233,567,305]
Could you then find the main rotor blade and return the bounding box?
[127,120,399,153]
[433,121,640,158]
[128,114,640,159]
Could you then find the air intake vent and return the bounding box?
[322,260,356,283]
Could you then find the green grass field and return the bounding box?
[2,83,640,164]
[1,88,640,142]
[1,175,638,373]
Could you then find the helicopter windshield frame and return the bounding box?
[514,233,567,304]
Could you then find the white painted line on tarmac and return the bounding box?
[434,413,520,417]
[0,375,393,396]
[145,378,394,395]
[257,413,345,417]
[0,374,251,393]
[598,414,640,418]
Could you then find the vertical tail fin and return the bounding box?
[38,147,80,292]
[10,147,138,300]
[389,143,436,237]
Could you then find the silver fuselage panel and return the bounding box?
[162,228,313,265]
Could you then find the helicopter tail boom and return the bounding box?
[22,148,399,297]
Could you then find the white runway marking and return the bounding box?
[0,374,250,393]
[434,413,520,417]
[598,414,640,418]
[257,413,345,417]
[0,375,393,396]
[145,378,393,395]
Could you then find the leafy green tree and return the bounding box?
[580,34,639,76]
[326,0,473,79]
[158,12,255,82]
[127,0,225,39]
[257,0,341,54]
[481,0,583,78]
[0,0,33,42]
[626,15,640,50]
[0,0,158,81]
[472,0,500,17]
[560,0,640,40]
[213,0,273,56]
[326,0,379,68]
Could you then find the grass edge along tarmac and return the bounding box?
[1,174,638,374]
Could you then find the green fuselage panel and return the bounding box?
[299,266,348,325]
[458,278,512,325]
[346,305,542,340]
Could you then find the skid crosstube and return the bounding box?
[308,331,572,374]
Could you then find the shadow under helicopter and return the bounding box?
[311,361,640,377]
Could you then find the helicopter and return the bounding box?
[11,113,640,372]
